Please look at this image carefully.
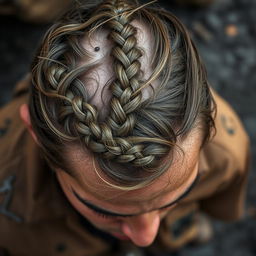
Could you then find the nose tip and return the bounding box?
[121,212,160,247]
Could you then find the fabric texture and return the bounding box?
[0,76,250,255]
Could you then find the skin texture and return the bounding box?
[55,132,201,247]
[20,103,202,247]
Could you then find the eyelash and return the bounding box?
[96,212,112,219]
[160,203,177,211]
[91,209,115,219]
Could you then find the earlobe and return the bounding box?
[19,104,38,144]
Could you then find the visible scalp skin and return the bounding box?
[29,0,215,189]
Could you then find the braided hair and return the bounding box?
[29,0,215,188]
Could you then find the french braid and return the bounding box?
[30,0,215,187]
[33,0,161,168]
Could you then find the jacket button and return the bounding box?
[221,114,235,135]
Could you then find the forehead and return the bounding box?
[65,129,202,204]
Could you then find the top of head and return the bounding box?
[29,0,214,188]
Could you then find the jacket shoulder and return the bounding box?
[209,89,250,171]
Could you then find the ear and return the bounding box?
[19,103,39,144]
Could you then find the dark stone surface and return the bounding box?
[163,1,256,255]
[0,0,255,255]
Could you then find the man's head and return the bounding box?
[21,0,215,246]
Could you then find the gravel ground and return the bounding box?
[0,0,255,255]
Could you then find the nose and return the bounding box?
[120,211,160,247]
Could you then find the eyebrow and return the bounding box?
[72,172,200,218]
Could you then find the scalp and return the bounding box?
[78,19,155,119]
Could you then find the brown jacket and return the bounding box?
[0,76,250,256]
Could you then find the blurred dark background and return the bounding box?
[0,0,255,255]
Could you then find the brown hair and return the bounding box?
[29,0,215,189]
